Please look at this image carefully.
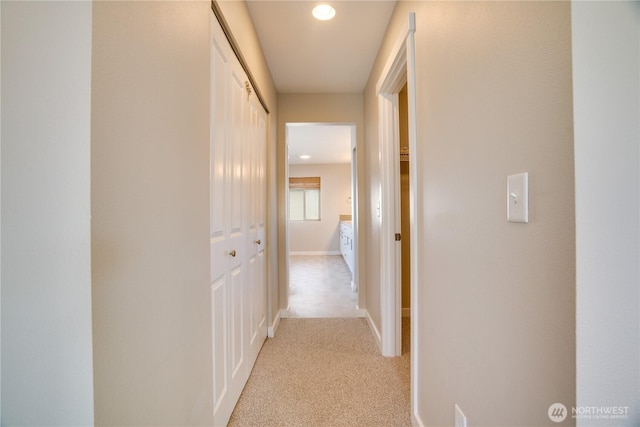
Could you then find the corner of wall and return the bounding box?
[364,309,382,352]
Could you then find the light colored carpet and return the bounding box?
[228,318,411,427]
[288,256,359,318]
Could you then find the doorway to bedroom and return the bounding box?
[285,123,359,318]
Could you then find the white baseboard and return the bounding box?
[355,306,366,318]
[413,410,426,427]
[364,309,382,352]
[289,251,341,256]
[267,309,283,337]
[402,308,411,318]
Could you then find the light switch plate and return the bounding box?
[507,173,529,223]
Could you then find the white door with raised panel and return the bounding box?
[246,94,268,369]
[210,13,267,427]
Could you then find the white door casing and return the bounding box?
[376,11,421,426]
[211,13,268,427]
[378,90,403,358]
[350,127,359,295]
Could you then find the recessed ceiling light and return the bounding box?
[312,4,335,21]
[299,154,311,159]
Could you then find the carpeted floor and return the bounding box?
[228,318,411,427]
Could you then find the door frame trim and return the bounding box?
[376,12,420,422]
[376,13,421,412]
[283,122,359,315]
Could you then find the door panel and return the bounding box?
[256,109,268,336]
[229,70,245,238]
[258,250,267,330]
[210,20,232,423]
[248,256,258,345]
[245,94,267,368]
[211,12,268,427]
[212,276,227,413]
[230,266,244,377]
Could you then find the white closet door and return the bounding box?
[211,12,267,427]
[246,94,268,369]
[256,104,268,344]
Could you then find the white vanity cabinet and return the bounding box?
[340,221,354,277]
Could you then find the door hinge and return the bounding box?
[395,233,401,241]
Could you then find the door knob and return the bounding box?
[229,250,236,257]
[254,239,261,245]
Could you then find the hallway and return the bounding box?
[2,2,636,426]
[228,317,411,426]
[288,255,359,318]
[229,256,411,426]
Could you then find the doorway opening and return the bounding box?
[285,123,360,318]
[377,13,417,358]
[398,83,411,354]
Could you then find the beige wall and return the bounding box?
[573,2,640,425]
[278,93,365,311]
[363,87,382,333]
[91,2,212,424]
[92,2,279,423]
[364,2,576,425]
[289,163,351,253]
[1,2,94,424]
[214,0,280,331]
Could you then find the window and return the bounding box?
[289,177,320,221]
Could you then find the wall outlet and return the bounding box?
[455,404,467,427]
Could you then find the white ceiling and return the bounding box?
[287,124,352,164]
[246,1,396,164]
[246,0,397,94]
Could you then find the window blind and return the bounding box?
[289,177,320,189]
